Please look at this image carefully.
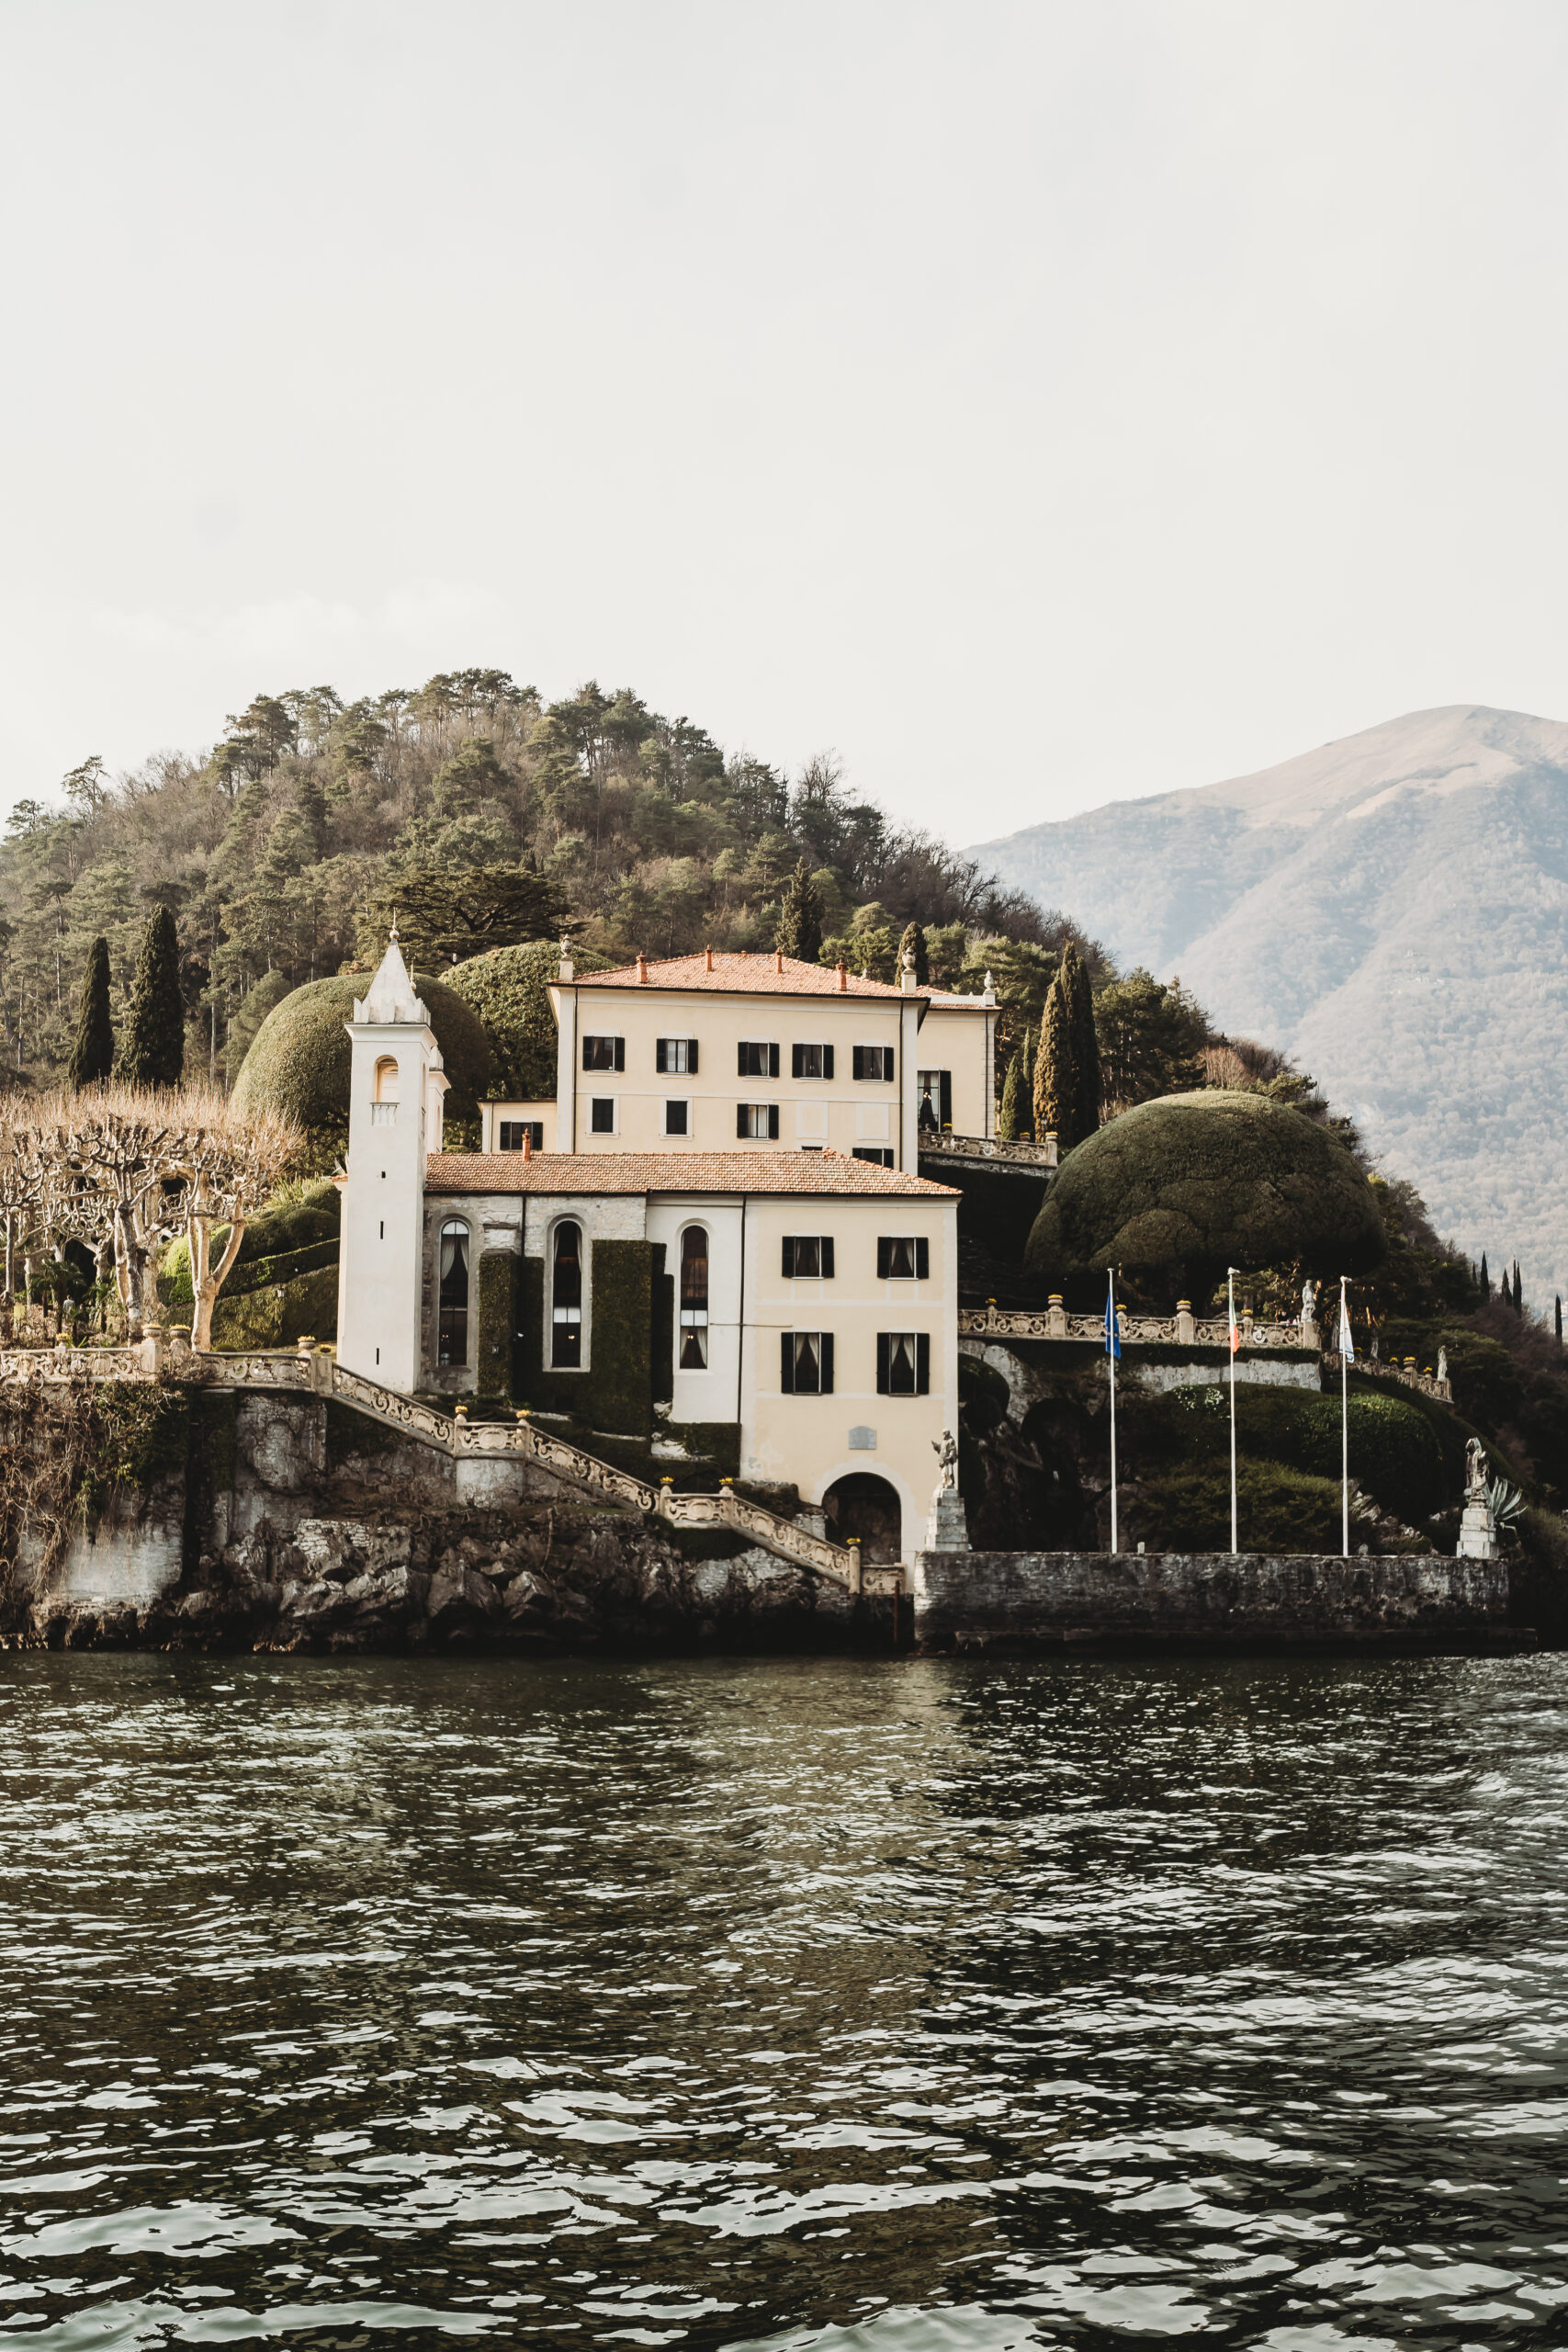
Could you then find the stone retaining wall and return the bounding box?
[912,1547,1508,1649]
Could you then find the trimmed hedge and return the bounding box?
[1131,1459,1347,1555]
[1026,1090,1386,1289]
[211,1263,339,1350]
[231,972,494,1157]
[476,1250,516,1397]
[1167,1383,1450,1523]
[445,939,614,1100]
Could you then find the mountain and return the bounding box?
[970,706,1568,1306]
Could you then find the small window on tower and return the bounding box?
[372,1056,399,1125]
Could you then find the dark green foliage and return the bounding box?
[1026,1090,1387,1299]
[67,936,114,1089]
[361,865,574,970]
[587,1239,654,1434]
[231,973,493,1155]
[998,1049,1023,1140]
[224,969,293,1082]
[1513,1507,1568,1631]
[476,1250,517,1397]
[211,1262,339,1349]
[445,939,613,1099]
[1095,967,1205,1111]
[651,1246,672,1408]
[121,906,184,1088]
[664,1419,741,1477]
[775,860,823,962]
[1131,1460,1346,1555]
[1032,971,1073,1143]
[1164,1382,1450,1524]
[1480,1251,1490,1299]
[899,920,929,985]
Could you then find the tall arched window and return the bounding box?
[372,1055,400,1125]
[552,1221,583,1367]
[679,1226,709,1370]
[438,1219,469,1365]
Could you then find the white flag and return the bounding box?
[1338,1296,1354,1362]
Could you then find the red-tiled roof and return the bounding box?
[566,951,921,1000]
[425,1149,959,1198]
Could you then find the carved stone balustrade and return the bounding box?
[919,1132,1059,1170]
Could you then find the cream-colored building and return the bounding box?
[477,947,996,1169]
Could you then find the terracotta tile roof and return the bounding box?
[425,1149,959,1198]
[566,951,922,1000]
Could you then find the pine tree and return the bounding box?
[1480,1252,1490,1300]
[1059,940,1102,1139]
[1033,973,1076,1147]
[66,936,114,1090]
[998,1048,1023,1139]
[1556,1293,1562,1344]
[898,920,929,987]
[775,860,822,964]
[122,906,185,1089]
[1515,1261,1524,1313]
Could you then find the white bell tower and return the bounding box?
[335,931,448,1392]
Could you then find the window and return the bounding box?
[438,1220,469,1367]
[499,1120,543,1153]
[780,1330,834,1394]
[551,1221,583,1366]
[583,1035,625,1072]
[852,1046,895,1081]
[738,1103,781,1139]
[590,1098,616,1134]
[917,1069,953,1131]
[372,1055,399,1125]
[679,1227,709,1370]
[657,1036,699,1074]
[738,1041,780,1078]
[664,1100,689,1136]
[853,1147,895,1168]
[877,1237,930,1280]
[792,1043,834,1080]
[782,1236,835,1278]
[877,1331,931,1396]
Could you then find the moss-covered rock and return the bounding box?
[446,939,613,1100]
[1026,1090,1386,1295]
[231,974,494,1157]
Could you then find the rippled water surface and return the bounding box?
[2,1653,1567,2349]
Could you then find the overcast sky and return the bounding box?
[4,0,1568,842]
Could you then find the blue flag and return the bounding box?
[1104,1288,1121,1361]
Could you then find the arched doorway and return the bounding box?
[824,1473,903,1566]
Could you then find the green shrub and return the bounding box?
[1164,1384,1450,1523]
[225,969,294,1082]
[231,973,494,1158]
[1132,1459,1346,1554]
[1026,1090,1386,1295]
[211,1263,339,1350]
[476,1250,516,1397]
[445,939,613,1100]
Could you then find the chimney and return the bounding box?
[522,1130,532,1161]
[774,948,783,974]
[558,936,574,983]
[900,949,918,994]
[637,952,649,984]
[705,945,714,972]
[836,958,847,992]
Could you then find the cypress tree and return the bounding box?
[1556,1294,1562,1344]
[1059,940,1102,1140]
[66,936,114,1089]
[1480,1251,1490,1300]
[898,920,929,986]
[1033,972,1076,1147]
[1515,1262,1524,1313]
[998,1048,1023,1140]
[775,861,822,964]
[122,906,185,1089]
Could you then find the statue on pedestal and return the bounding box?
[1457,1436,1497,1561]
[925,1429,969,1551]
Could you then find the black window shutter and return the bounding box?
[940,1070,951,1125]
[823,1045,833,1080]
[791,1044,805,1078]
[769,1104,780,1138]
[884,1048,895,1081]
[821,1332,834,1394]
[877,1238,890,1279]
[769,1043,780,1077]
[876,1333,889,1394]
[917,1332,931,1394]
[736,1104,747,1138]
[783,1237,795,1277]
[852,1046,864,1080]
[656,1038,668,1073]
[581,1038,592,1069]
[780,1332,795,1394]
[916,1237,930,1279]
[821,1236,834,1278]
[688,1039,698,1075]
[737,1044,747,1075]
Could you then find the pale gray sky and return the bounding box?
[4,0,1567,839]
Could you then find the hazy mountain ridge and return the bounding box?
[971,707,1568,1301]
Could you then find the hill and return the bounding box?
[971,706,1568,1304]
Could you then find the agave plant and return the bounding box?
[1487,1475,1527,1532]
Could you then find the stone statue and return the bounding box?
[924,1430,968,1552]
[1370,1329,1380,1361]
[1458,1436,1497,1561]
[1301,1277,1317,1327]
[1438,1344,1448,1384]
[931,1429,959,1490]
[1465,1436,1487,1499]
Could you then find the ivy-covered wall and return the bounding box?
[476,1250,516,1397]
[651,1245,673,1408]
[513,1238,656,1433]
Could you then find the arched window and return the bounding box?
[438,1219,469,1365]
[679,1226,709,1370]
[372,1056,399,1125]
[551,1221,583,1367]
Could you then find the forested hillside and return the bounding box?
[0,671,1066,1082]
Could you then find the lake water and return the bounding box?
[1,1652,1565,2350]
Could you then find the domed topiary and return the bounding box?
[231,971,494,1152]
[446,940,614,1099]
[1024,1089,1386,1297]
[224,968,295,1082]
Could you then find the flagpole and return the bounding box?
[1108,1266,1119,1554]
[1227,1267,1238,1554]
[1340,1274,1349,1558]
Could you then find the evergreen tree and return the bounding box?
[898,919,929,986]
[775,860,822,963]
[1556,1293,1562,1344]
[998,1048,1023,1140]
[1033,972,1076,1147]
[66,936,114,1090]
[122,906,185,1089]
[1515,1261,1524,1313]
[1060,940,1102,1139]
[1480,1251,1490,1299]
